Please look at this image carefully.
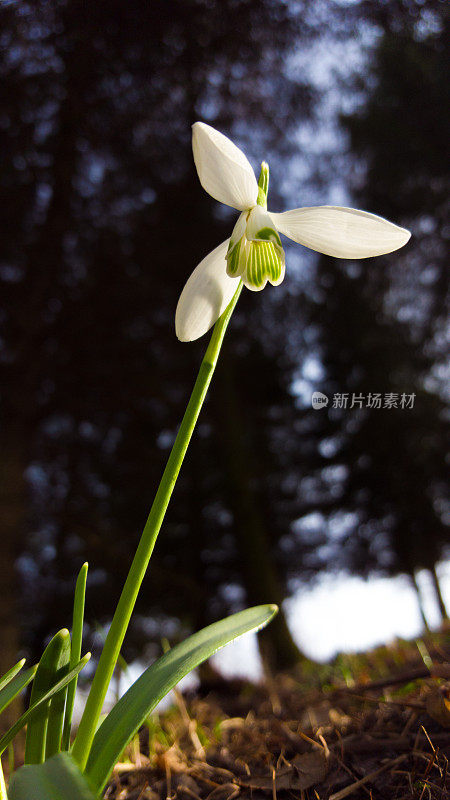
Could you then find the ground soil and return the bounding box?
[107,631,450,800]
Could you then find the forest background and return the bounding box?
[0,0,448,704]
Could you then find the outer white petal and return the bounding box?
[228,211,248,249]
[270,206,411,259]
[175,239,240,342]
[192,122,258,211]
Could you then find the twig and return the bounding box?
[165,752,172,800]
[331,668,431,696]
[137,781,150,800]
[173,688,206,759]
[330,751,372,798]
[343,692,424,710]
[328,754,408,800]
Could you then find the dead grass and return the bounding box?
[106,630,450,800]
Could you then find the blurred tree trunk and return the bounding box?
[188,452,210,633]
[184,450,221,685]
[410,572,430,633]
[0,427,26,731]
[216,355,305,673]
[429,565,448,622]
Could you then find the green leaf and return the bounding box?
[63,562,89,750]
[0,654,90,757]
[0,665,37,717]
[45,634,71,759]
[0,659,26,694]
[25,629,71,764]
[85,604,277,793]
[9,752,97,800]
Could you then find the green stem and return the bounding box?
[0,757,7,800]
[72,282,243,769]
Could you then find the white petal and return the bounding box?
[245,206,282,247]
[270,206,411,259]
[175,240,240,342]
[228,211,248,250]
[192,122,258,211]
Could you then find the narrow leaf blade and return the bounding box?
[9,752,97,800]
[0,654,91,756]
[25,629,70,764]
[0,665,37,717]
[63,562,88,750]
[86,604,277,793]
[0,659,26,694]
[45,633,71,759]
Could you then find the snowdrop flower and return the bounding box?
[176,122,411,342]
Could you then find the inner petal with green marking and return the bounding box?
[226,205,285,291]
[245,238,285,290]
[226,211,248,278]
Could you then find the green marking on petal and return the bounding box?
[226,235,249,279]
[248,246,260,288]
[226,239,242,276]
[242,239,285,291]
[254,226,282,247]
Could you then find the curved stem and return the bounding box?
[72,282,243,769]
